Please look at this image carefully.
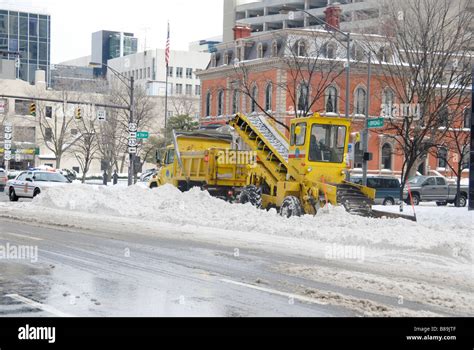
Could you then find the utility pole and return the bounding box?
[128,76,135,186]
[362,55,372,187]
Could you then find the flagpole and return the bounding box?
[164,22,170,130]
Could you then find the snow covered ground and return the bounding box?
[0,184,472,316]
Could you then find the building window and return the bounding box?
[257,43,264,59]
[232,90,240,114]
[326,86,338,113]
[167,66,174,77]
[176,83,183,95]
[217,90,224,116]
[381,143,393,170]
[251,85,258,113]
[205,91,211,116]
[377,47,392,63]
[211,53,217,67]
[147,67,151,78]
[323,42,337,59]
[355,87,367,115]
[439,105,449,127]
[351,43,364,61]
[296,40,307,57]
[195,85,201,96]
[438,147,448,168]
[272,40,279,57]
[45,128,52,142]
[186,68,193,79]
[265,83,272,111]
[382,88,395,117]
[14,99,30,115]
[462,148,470,170]
[224,52,229,65]
[185,84,192,95]
[176,67,183,78]
[45,106,53,118]
[463,108,471,128]
[298,83,309,112]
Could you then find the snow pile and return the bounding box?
[28,184,473,260]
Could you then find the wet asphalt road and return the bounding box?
[0,218,356,317]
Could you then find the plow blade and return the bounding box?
[336,184,417,222]
[370,209,417,222]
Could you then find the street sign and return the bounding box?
[128,147,137,154]
[128,123,138,132]
[97,109,107,122]
[128,139,138,147]
[368,118,385,129]
[136,132,149,139]
[129,132,137,139]
[4,153,12,161]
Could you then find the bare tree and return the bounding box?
[35,90,83,169]
[71,106,99,183]
[430,107,471,206]
[230,31,346,131]
[366,0,473,200]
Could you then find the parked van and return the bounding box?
[351,176,401,206]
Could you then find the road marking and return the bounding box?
[221,279,328,306]
[1,232,43,241]
[5,294,74,317]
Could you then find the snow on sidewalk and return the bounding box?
[17,184,472,262]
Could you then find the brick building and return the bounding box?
[197,21,471,179]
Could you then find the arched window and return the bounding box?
[350,43,364,61]
[382,88,395,117]
[211,53,217,67]
[298,83,309,112]
[223,52,229,65]
[323,42,337,59]
[462,148,470,170]
[463,107,471,129]
[265,83,272,111]
[381,143,393,170]
[217,90,224,116]
[326,86,338,113]
[438,147,448,168]
[257,43,264,59]
[251,85,258,113]
[205,91,211,116]
[296,40,307,57]
[232,90,240,114]
[271,40,279,57]
[377,47,392,63]
[355,87,367,115]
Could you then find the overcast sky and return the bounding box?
[3,0,223,63]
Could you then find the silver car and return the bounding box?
[0,168,7,192]
[5,170,71,202]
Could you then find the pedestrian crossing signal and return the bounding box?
[29,103,36,117]
[75,107,82,120]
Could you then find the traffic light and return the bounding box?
[75,107,82,120]
[29,103,36,117]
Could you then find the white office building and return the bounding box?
[108,49,210,120]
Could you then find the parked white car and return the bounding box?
[5,170,71,202]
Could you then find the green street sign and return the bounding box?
[136,131,149,139]
[368,118,385,129]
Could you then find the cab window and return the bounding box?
[290,123,307,146]
[424,178,436,186]
[436,177,446,186]
[165,149,175,165]
[309,124,346,163]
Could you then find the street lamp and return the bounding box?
[280,6,351,121]
[280,7,372,186]
[89,61,135,187]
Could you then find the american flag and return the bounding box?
[165,22,170,67]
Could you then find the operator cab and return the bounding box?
[289,114,350,182]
